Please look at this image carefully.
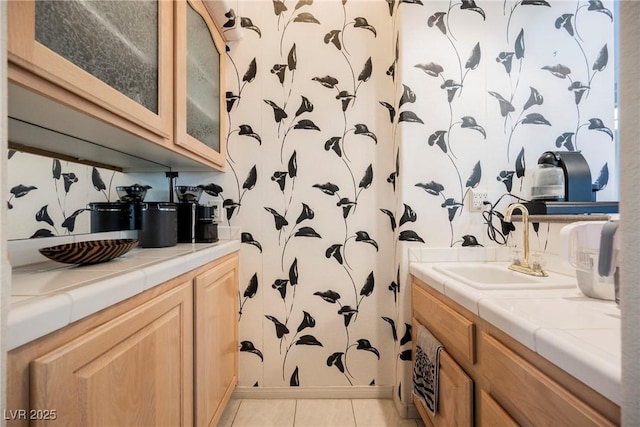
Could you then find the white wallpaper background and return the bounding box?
[6,0,615,406]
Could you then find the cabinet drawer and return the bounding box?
[412,283,475,363]
[413,350,473,427]
[478,389,519,427]
[479,332,615,427]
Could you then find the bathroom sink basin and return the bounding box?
[431,263,577,290]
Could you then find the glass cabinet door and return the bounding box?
[35,0,160,114]
[175,0,226,170]
[186,2,220,152]
[7,0,173,140]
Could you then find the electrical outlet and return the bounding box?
[211,200,223,222]
[470,189,488,211]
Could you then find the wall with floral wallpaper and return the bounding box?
[6,150,161,241]
[5,0,615,409]
[210,0,401,390]
[213,0,615,402]
[393,0,615,405]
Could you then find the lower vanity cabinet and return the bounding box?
[30,283,194,427]
[194,255,239,427]
[411,277,621,427]
[477,390,518,427]
[479,332,615,427]
[7,252,239,427]
[412,337,473,427]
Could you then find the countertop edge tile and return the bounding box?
[8,240,241,351]
[409,264,446,294]
[65,270,146,322]
[535,328,621,404]
[477,298,540,351]
[442,280,483,315]
[7,293,73,350]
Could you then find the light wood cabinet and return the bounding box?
[8,0,174,141]
[7,253,239,427]
[411,277,621,427]
[194,255,239,427]
[480,332,614,427]
[477,390,518,427]
[175,0,227,170]
[411,331,473,427]
[7,0,227,171]
[31,283,194,427]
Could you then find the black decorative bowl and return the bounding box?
[39,239,138,265]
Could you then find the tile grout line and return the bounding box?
[229,399,242,427]
[350,399,358,427]
[293,399,298,427]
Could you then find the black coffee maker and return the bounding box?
[176,186,218,243]
[525,151,618,214]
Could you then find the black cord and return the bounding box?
[482,193,530,245]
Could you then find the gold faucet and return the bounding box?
[504,203,548,277]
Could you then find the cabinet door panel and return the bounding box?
[478,390,519,427]
[35,0,159,114]
[412,283,475,364]
[186,1,220,151]
[480,332,615,427]
[30,283,193,427]
[8,0,173,140]
[194,255,239,427]
[413,347,473,427]
[175,0,226,169]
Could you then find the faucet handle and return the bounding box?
[510,248,524,266]
[529,251,546,272]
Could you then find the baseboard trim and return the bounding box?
[232,385,394,400]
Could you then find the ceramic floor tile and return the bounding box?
[294,399,356,427]
[232,399,296,427]
[351,399,418,427]
[219,398,241,427]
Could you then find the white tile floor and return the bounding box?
[218,399,425,427]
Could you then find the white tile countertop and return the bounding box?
[410,261,621,405]
[8,239,241,351]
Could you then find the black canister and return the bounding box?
[194,205,218,243]
[139,202,177,248]
[195,219,218,243]
[89,202,136,233]
[177,202,197,243]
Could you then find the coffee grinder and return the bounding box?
[176,185,218,243]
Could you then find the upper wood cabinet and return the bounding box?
[7,0,174,141]
[7,0,227,171]
[175,0,227,170]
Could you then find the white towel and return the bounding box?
[413,324,443,416]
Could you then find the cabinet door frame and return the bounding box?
[193,255,238,427]
[30,283,194,427]
[174,0,227,170]
[7,0,174,141]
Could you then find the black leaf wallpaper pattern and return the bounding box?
[7,0,615,407]
[7,152,144,239]
[208,0,614,402]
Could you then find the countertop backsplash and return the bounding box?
[408,240,577,278]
